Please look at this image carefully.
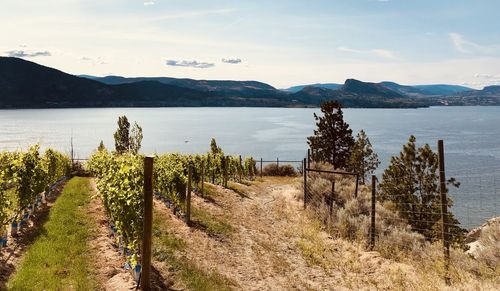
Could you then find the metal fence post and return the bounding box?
[303,158,307,209]
[370,175,376,250]
[141,156,154,291]
[260,157,263,178]
[438,140,450,285]
[330,181,335,217]
[307,149,311,168]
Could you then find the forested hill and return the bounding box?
[2,57,498,108]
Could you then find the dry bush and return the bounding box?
[299,163,499,288]
[475,222,500,270]
[261,164,297,176]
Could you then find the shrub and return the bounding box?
[261,164,297,176]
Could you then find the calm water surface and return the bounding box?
[1,106,499,229]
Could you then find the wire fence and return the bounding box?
[302,140,499,284]
[446,166,500,230]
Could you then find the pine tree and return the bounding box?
[379,136,465,243]
[348,130,380,184]
[307,101,354,169]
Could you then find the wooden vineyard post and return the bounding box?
[141,156,154,291]
[239,155,242,182]
[201,163,205,197]
[277,157,279,169]
[355,174,359,198]
[303,158,307,209]
[186,166,192,225]
[260,158,263,178]
[438,140,450,285]
[370,175,376,250]
[210,155,215,184]
[222,157,228,188]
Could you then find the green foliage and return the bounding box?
[379,136,465,244]
[97,140,106,152]
[155,153,189,209]
[114,115,130,154]
[0,146,70,229]
[87,150,144,265]
[347,130,380,184]
[243,157,257,179]
[130,122,143,155]
[307,100,354,169]
[210,138,221,155]
[113,116,143,154]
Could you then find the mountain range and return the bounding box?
[0,57,499,109]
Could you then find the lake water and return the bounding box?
[1,106,499,229]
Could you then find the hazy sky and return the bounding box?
[1,0,499,88]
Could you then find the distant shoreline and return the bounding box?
[3,104,500,110]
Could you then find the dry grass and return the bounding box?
[299,163,500,289]
[475,222,500,270]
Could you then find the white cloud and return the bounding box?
[337,46,397,59]
[143,1,154,6]
[6,50,51,58]
[166,59,215,68]
[222,58,242,64]
[449,33,500,56]
[463,73,500,87]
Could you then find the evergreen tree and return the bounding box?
[307,101,354,169]
[379,136,465,243]
[114,116,130,154]
[347,130,380,184]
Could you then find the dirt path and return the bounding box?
[153,177,413,290]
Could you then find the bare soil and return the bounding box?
[152,177,419,290]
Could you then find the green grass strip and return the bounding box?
[7,177,97,291]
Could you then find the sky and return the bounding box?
[1,0,500,89]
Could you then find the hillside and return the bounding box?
[436,85,500,106]
[282,83,342,93]
[292,80,433,108]
[2,57,499,108]
[287,81,472,97]
[2,175,497,290]
[0,57,292,108]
